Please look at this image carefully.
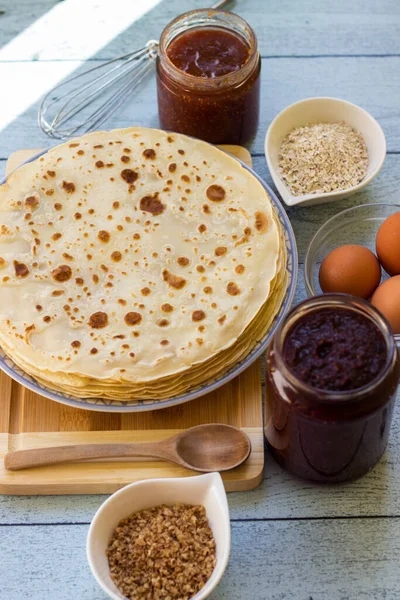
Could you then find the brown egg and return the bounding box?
[376,212,400,275]
[371,275,400,334]
[319,244,381,299]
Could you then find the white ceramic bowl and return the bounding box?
[265,97,386,207]
[87,473,230,600]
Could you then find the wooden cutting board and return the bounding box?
[0,145,264,495]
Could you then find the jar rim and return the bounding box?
[158,9,259,91]
[273,293,397,403]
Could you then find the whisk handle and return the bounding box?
[211,0,232,8]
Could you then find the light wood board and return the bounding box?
[0,144,263,495]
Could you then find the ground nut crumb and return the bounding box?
[278,121,368,196]
[106,503,216,600]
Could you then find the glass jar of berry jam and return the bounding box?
[156,9,261,145]
[265,294,400,483]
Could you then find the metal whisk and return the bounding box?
[39,0,231,140]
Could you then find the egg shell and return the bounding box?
[319,244,381,299]
[371,275,400,334]
[376,212,400,276]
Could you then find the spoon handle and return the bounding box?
[4,441,177,471]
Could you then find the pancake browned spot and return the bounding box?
[196,265,205,273]
[47,170,56,178]
[143,148,156,159]
[203,286,212,294]
[13,260,29,278]
[177,257,189,267]
[98,230,110,243]
[202,204,211,214]
[206,184,226,202]
[24,194,39,210]
[88,311,108,328]
[163,269,186,289]
[90,348,98,354]
[227,282,240,296]
[218,315,227,325]
[215,246,227,257]
[160,339,169,346]
[54,203,62,211]
[139,193,165,216]
[71,340,81,348]
[161,303,173,312]
[0,257,5,268]
[62,252,74,261]
[192,310,206,322]
[62,181,76,193]
[121,155,130,163]
[95,160,105,168]
[168,163,177,173]
[157,319,169,327]
[255,211,268,233]
[120,169,138,184]
[235,264,245,274]
[52,233,62,241]
[51,265,72,282]
[111,251,122,262]
[141,287,151,296]
[124,311,142,326]
[198,224,207,233]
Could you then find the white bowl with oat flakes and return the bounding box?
[265,97,386,207]
[87,473,230,600]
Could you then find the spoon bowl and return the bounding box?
[175,424,251,471]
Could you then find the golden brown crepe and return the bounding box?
[0,127,287,399]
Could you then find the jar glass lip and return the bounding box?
[273,293,396,403]
[158,8,259,88]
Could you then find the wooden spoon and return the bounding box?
[4,423,251,472]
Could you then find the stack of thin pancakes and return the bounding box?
[0,127,287,400]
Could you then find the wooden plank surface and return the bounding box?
[1,56,400,158]
[1,0,400,598]
[1,0,400,58]
[2,520,400,600]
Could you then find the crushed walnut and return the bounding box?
[278,121,368,196]
[106,503,216,600]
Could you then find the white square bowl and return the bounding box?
[265,97,386,207]
[86,473,230,600]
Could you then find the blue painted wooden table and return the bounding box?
[1,1,400,598]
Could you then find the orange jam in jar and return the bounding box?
[156,9,261,145]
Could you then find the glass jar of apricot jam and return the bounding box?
[156,9,261,145]
[265,295,400,483]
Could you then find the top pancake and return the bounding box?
[0,127,282,386]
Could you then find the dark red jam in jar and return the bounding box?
[265,295,400,483]
[156,10,261,145]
